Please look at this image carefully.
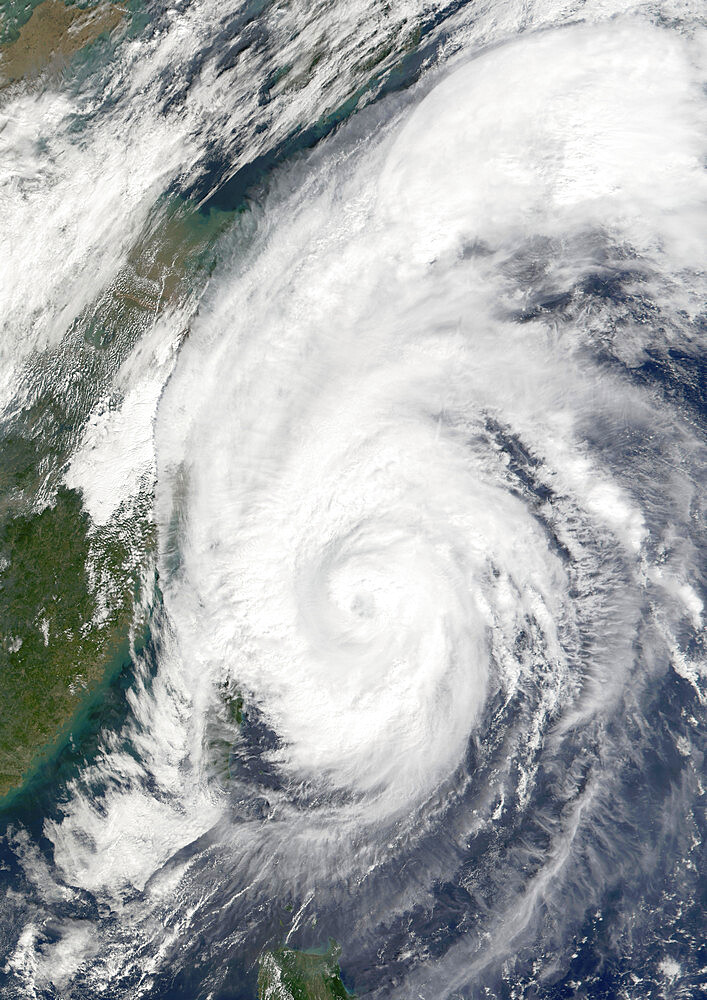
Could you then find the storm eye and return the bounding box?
[6,3,702,998]
[351,592,375,618]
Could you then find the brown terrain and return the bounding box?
[0,0,125,88]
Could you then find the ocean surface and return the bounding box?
[0,0,705,997]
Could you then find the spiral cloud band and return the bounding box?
[157,18,703,817]
[7,7,704,998]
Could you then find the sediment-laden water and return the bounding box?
[0,0,705,997]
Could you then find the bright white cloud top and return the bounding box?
[2,1,705,997]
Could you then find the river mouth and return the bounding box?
[0,2,705,998]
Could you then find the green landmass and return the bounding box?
[0,486,152,796]
[0,0,428,802]
[0,0,237,797]
[0,191,233,801]
[258,942,354,1000]
[205,684,245,786]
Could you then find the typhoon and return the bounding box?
[0,0,705,997]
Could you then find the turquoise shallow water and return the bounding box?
[0,0,705,997]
